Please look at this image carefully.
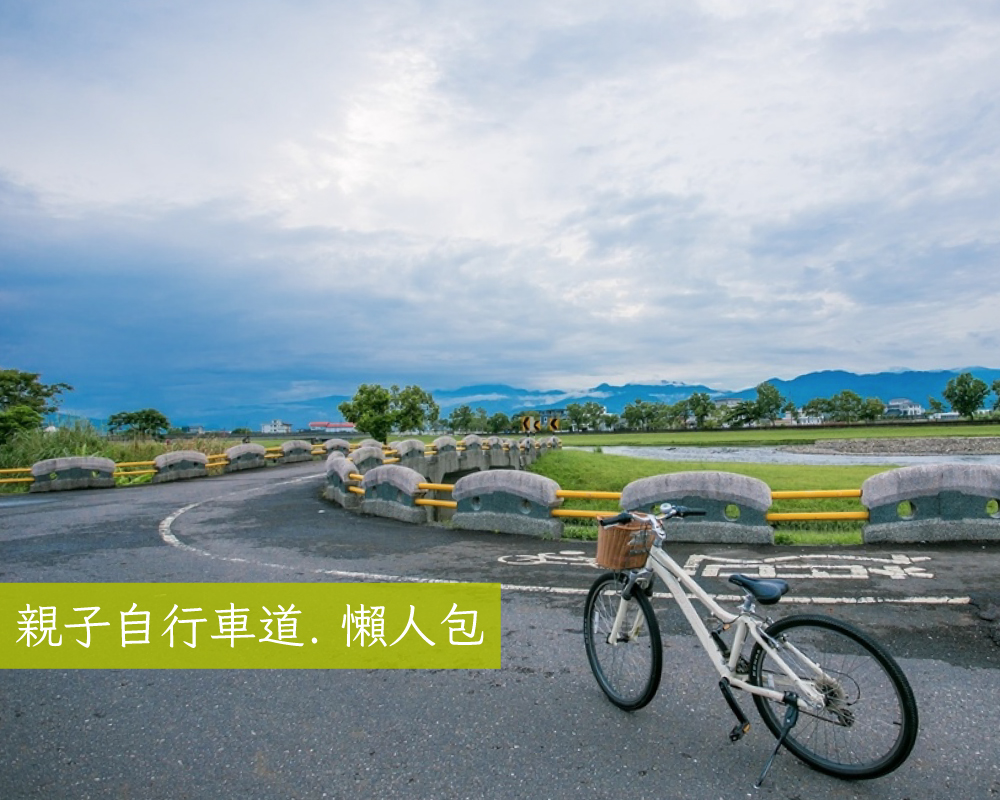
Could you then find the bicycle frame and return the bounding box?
[609,522,828,711]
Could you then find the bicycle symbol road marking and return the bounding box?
[498,551,598,568]
[682,554,934,581]
[497,551,935,581]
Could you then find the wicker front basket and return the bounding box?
[596,521,654,570]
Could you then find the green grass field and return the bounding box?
[527,449,894,545]
[6,422,995,544]
[554,422,999,448]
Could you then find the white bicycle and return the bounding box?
[584,505,919,786]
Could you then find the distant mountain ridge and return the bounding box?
[177,367,1000,430]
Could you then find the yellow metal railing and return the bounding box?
[1,443,870,525]
[0,467,34,485]
[114,460,158,479]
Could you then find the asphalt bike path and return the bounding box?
[2,463,999,798]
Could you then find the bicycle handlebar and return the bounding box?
[598,504,707,526]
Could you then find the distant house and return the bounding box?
[885,398,924,418]
[308,421,358,434]
[261,419,293,434]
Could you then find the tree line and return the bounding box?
[3,368,1000,448]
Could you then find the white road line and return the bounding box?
[158,479,971,605]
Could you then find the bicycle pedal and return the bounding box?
[729,722,750,743]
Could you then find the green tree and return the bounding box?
[446,405,475,434]
[0,369,73,415]
[927,397,945,416]
[108,409,171,439]
[0,405,43,445]
[565,403,585,431]
[339,384,394,442]
[391,384,439,433]
[485,412,511,435]
[687,392,716,429]
[992,380,1000,412]
[622,399,656,430]
[723,399,758,428]
[829,390,864,423]
[580,401,605,431]
[654,400,688,430]
[754,382,786,426]
[803,397,833,420]
[601,412,620,431]
[942,372,990,419]
[860,397,886,422]
[339,384,439,442]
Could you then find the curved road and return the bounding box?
[2,463,999,799]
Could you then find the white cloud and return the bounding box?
[2,0,999,419]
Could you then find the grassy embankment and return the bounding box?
[0,424,235,488]
[528,448,886,545]
[5,422,997,545]
[535,424,1000,544]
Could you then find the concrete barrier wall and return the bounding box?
[323,453,361,510]
[619,471,774,544]
[460,435,487,473]
[30,456,117,492]
[451,470,563,538]
[280,439,314,464]
[323,438,352,457]
[153,450,208,483]
[225,443,268,472]
[349,445,385,475]
[862,464,1000,543]
[393,439,432,474]
[360,464,428,524]
[428,436,460,484]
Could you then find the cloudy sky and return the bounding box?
[2,0,999,424]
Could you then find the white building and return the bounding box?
[261,419,293,434]
[886,398,924,418]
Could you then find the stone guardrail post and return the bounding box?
[393,439,431,476]
[620,471,774,544]
[460,435,487,473]
[280,440,314,464]
[153,450,208,483]
[861,464,1000,543]
[360,464,429,524]
[428,436,460,484]
[30,456,117,492]
[452,471,563,538]
[518,438,535,468]
[349,445,385,475]
[485,437,508,469]
[225,443,268,472]
[323,453,361,510]
[357,439,384,452]
[323,438,352,457]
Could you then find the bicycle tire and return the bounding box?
[749,614,918,780]
[583,572,662,711]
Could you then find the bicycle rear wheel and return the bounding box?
[583,572,662,711]
[749,614,918,779]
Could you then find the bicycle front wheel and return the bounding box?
[749,614,918,780]
[583,572,662,711]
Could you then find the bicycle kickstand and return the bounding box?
[755,693,799,788]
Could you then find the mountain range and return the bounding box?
[179,367,1000,431]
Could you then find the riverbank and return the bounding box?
[781,436,1000,455]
